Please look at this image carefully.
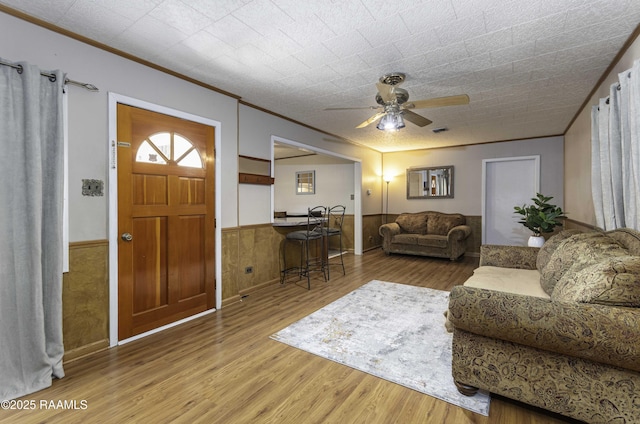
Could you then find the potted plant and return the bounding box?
[514,193,567,247]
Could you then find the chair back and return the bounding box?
[307,206,327,235]
[327,205,346,232]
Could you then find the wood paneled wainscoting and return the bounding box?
[563,218,600,232]
[222,215,361,306]
[63,240,110,362]
[6,250,578,424]
[363,213,383,251]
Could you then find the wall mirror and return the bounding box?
[406,166,454,199]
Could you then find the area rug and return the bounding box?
[270,280,491,416]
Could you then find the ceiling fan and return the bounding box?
[325,73,469,131]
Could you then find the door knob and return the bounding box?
[121,232,133,242]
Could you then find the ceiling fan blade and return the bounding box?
[324,106,379,111]
[405,94,470,109]
[402,110,432,127]
[356,112,386,128]
[376,82,395,103]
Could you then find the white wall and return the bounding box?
[565,33,640,226]
[274,157,355,215]
[382,136,565,216]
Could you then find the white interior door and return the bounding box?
[482,156,540,246]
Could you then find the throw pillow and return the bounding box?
[536,229,583,272]
[552,256,640,307]
[540,232,628,296]
[395,213,428,235]
[426,213,464,236]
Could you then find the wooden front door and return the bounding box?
[117,104,215,340]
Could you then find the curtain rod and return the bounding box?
[0,59,99,92]
[600,71,634,106]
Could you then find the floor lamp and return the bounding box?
[384,175,392,224]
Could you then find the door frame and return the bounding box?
[108,93,222,347]
[481,155,540,245]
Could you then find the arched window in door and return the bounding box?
[135,132,203,168]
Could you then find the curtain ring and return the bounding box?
[16,64,23,74]
[48,74,57,83]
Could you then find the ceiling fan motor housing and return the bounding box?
[379,72,406,86]
[375,88,409,105]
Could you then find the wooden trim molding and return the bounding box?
[221,227,240,233]
[564,22,640,133]
[69,239,109,248]
[221,295,242,308]
[238,173,275,185]
[387,134,564,155]
[64,339,110,363]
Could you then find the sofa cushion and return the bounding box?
[464,266,549,298]
[536,229,583,272]
[395,213,427,235]
[426,212,464,236]
[540,232,628,295]
[552,255,640,306]
[391,234,419,245]
[416,234,448,248]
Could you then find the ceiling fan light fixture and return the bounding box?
[376,114,392,130]
[376,112,405,131]
[344,74,468,131]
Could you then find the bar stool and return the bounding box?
[323,205,346,280]
[280,206,327,289]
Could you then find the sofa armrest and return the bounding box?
[379,222,401,238]
[448,286,640,373]
[479,245,539,269]
[447,225,471,242]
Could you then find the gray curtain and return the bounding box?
[0,61,65,399]
[591,58,640,231]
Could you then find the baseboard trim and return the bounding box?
[239,278,280,297]
[64,338,110,363]
[222,294,242,307]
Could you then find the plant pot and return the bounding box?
[528,235,545,247]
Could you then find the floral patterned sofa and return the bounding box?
[378,211,471,260]
[447,228,640,423]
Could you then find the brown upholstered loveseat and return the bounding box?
[447,229,640,423]
[378,211,471,260]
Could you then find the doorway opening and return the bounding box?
[271,136,363,255]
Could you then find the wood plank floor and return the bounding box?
[2,250,582,424]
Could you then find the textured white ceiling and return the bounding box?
[3,0,639,152]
